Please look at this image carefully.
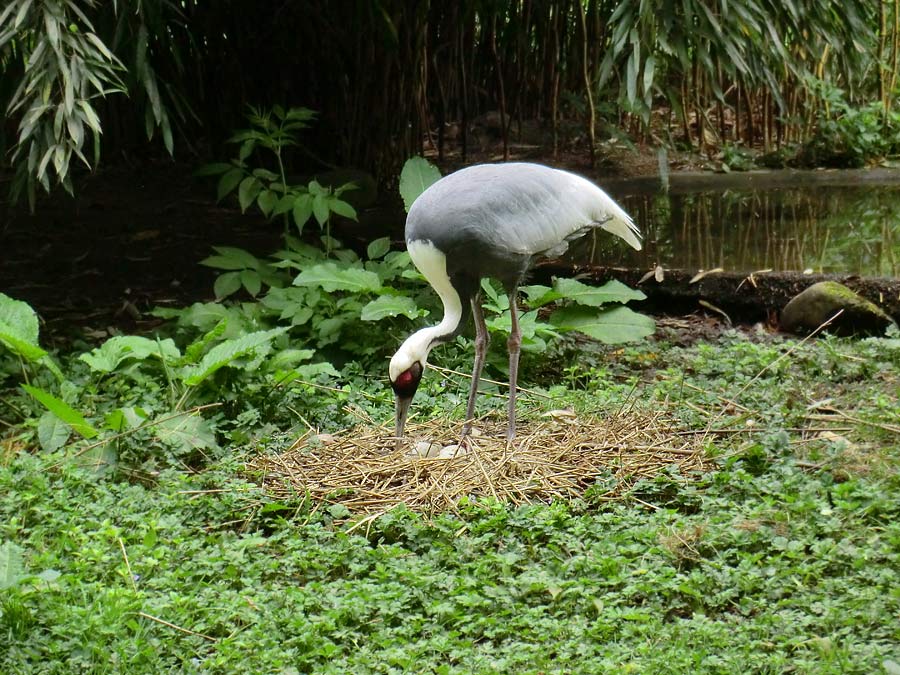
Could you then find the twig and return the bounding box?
[832,409,900,434]
[118,537,137,593]
[427,364,551,399]
[138,612,218,642]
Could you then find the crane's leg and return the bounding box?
[506,292,522,442]
[462,295,489,438]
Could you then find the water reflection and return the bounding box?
[575,184,900,277]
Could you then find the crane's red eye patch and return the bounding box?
[391,362,423,397]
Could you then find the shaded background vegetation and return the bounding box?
[3,0,900,208]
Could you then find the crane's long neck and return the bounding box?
[397,240,471,368]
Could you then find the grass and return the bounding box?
[2,327,899,674]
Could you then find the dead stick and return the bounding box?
[118,537,137,593]
[138,612,218,642]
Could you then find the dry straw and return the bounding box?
[248,403,718,516]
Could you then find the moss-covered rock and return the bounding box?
[780,281,896,336]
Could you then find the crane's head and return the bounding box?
[389,333,432,449]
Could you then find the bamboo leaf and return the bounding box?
[14,0,34,30]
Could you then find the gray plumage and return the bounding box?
[406,162,641,292]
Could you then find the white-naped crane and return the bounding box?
[389,162,642,448]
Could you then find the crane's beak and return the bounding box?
[394,395,413,451]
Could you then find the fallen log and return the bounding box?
[535,264,900,327]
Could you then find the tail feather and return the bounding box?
[599,212,642,251]
[591,189,642,251]
[567,168,642,251]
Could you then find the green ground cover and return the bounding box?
[2,328,899,674]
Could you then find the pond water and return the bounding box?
[575,175,900,277]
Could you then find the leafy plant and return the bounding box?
[1,0,126,207]
[197,106,358,242]
[720,143,756,172]
[0,540,25,591]
[196,233,428,359]
[797,80,900,167]
[0,293,63,380]
[399,155,441,211]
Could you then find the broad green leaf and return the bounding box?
[267,348,316,371]
[0,330,47,362]
[367,237,391,260]
[643,55,656,96]
[361,295,421,321]
[201,246,261,270]
[184,317,229,362]
[552,278,646,307]
[294,362,340,379]
[0,541,25,590]
[79,336,181,373]
[383,250,412,269]
[480,278,502,303]
[550,306,655,344]
[252,167,279,181]
[154,303,251,338]
[155,413,220,455]
[329,197,357,221]
[214,271,243,299]
[22,384,98,439]
[104,406,148,432]
[274,361,340,384]
[238,176,263,212]
[194,162,233,177]
[293,263,382,293]
[0,293,44,361]
[180,327,288,386]
[36,569,61,583]
[217,167,244,201]
[316,316,348,341]
[240,269,262,296]
[399,156,441,212]
[257,188,279,217]
[519,284,559,308]
[312,193,330,225]
[485,309,555,342]
[272,194,295,215]
[37,412,70,453]
[291,193,314,230]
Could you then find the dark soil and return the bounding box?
[2,161,282,345]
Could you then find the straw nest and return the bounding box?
[248,405,719,516]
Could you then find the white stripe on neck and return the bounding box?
[389,240,464,380]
